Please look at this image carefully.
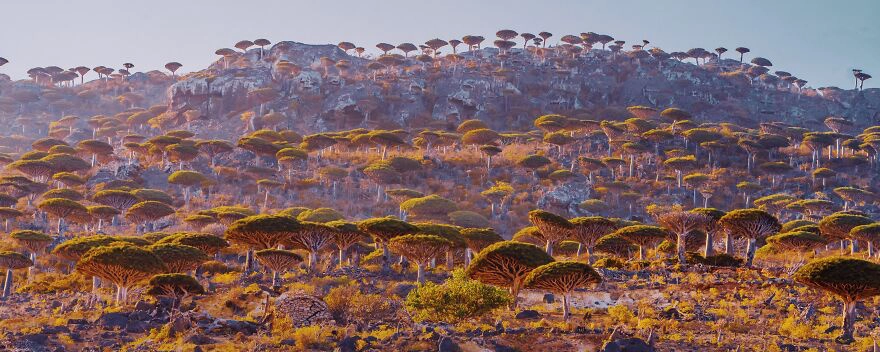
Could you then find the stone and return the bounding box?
[542,293,555,304]
[514,310,541,320]
[185,334,216,345]
[437,336,460,352]
[274,291,333,327]
[97,312,129,330]
[338,336,359,352]
[207,319,259,336]
[66,319,88,326]
[134,300,155,312]
[601,338,654,352]
[280,338,295,345]
[125,320,150,333]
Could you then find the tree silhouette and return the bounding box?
[389,234,450,284]
[76,243,165,305]
[793,257,880,344]
[690,208,726,257]
[524,261,601,320]
[657,211,710,264]
[460,228,503,266]
[466,241,554,309]
[254,39,271,59]
[255,249,302,288]
[156,233,229,257]
[326,221,366,268]
[126,201,175,231]
[850,223,880,257]
[164,62,183,78]
[735,47,750,63]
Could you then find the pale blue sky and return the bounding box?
[0,0,877,89]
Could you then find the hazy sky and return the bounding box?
[1,0,877,89]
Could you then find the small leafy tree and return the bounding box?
[466,241,554,309]
[656,211,709,264]
[793,257,880,344]
[168,170,208,206]
[325,221,366,268]
[38,198,88,234]
[405,269,510,323]
[286,222,334,273]
[459,228,503,266]
[10,230,52,278]
[850,223,880,257]
[818,213,873,255]
[523,261,602,320]
[156,233,229,257]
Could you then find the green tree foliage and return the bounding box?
[793,257,880,344]
[75,243,166,305]
[389,234,450,284]
[466,241,554,309]
[524,261,602,320]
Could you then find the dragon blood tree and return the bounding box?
[719,209,781,267]
[75,243,166,305]
[37,198,88,234]
[818,213,873,255]
[145,273,205,313]
[156,232,229,259]
[53,235,124,292]
[528,210,574,255]
[149,244,209,273]
[466,241,554,309]
[224,214,301,273]
[10,230,52,279]
[690,208,726,257]
[524,261,602,320]
[0,251,32,298]
[254,249,303,288]
[416,223,465,270]
[325,221,367,268]
[568,216,617,264]
[611,225,669,261]
[793,256,880,344]
[656,211,709,264]
[357,217,419,273]
[850,223,880,257]
[389,234,451,284]
[459,228,504,266]
[125,201,176,232]
[285,222,334,273]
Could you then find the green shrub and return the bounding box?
[18,272,89,294]
[324,284,397,326]
[685,252,742,267]
[405,269,510,323]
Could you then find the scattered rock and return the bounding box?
[97,312,129,330]
[601,337,655,352]
[543,293,555,304]
[438,336,460,352]
[392,283,416,298]
[185,334,216,345]
[515,310,541,320]
[338,336,359,352]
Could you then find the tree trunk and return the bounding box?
[840,300,857,344]
[638,246,646,260]
[338,248,346,268]
[272,271,280,288]
[745,238,757,267]
[725,233,734,255]
[676,233,688,264]
[308,251,318,273]
[704,231,714,257]
[851,239,859,255]
[562,293,570,320]
[446,251,454,270]
[416,263,426,285]
[2,269,12,298]
[381,244,391,273]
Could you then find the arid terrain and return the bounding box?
[0,29,877,352]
